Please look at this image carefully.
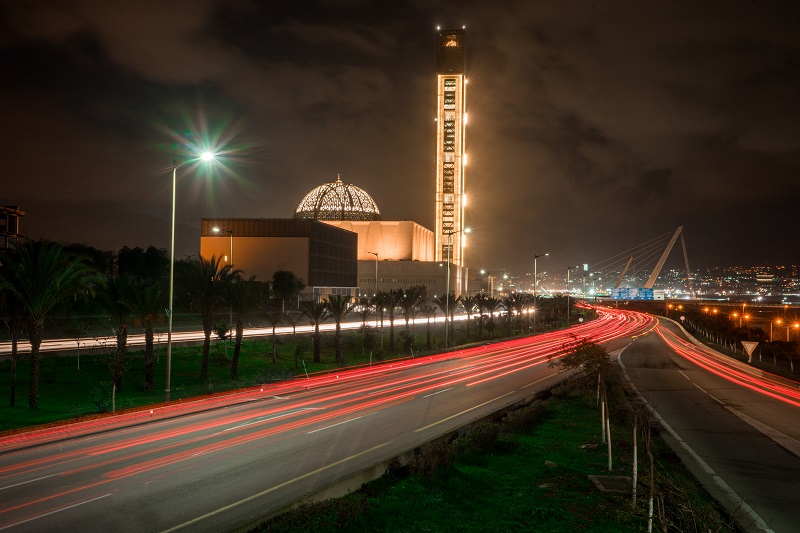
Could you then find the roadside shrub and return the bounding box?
[503,400,548,434]
[454,422,503,454]
[90,381,114,412]
[213,321,230,340]
[409,441,454,477]
[255,493,369,532]
[210,343,229,365]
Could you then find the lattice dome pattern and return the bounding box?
[294,175,381,221]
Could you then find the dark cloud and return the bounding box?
[637,169,672,200]
[1,0,798,273]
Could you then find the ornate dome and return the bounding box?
[294,175,381,221]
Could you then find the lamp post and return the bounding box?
[166,152,215,402]
[566,265,579,326]
[444,227,470,348]
[367,251,378,297]
[212,227,233,268]
[533,253,548,335]
[772,319,781,342]
[212,226,234,337]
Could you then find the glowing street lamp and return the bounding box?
[367,251,378,297]
[566,265,580,326]
[212,226,234,335]
[212,226,234,267]
[166,152,216,402]
[772,319,782,342]
[533,253,548,335]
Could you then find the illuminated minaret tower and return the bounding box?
[434,27,467,267]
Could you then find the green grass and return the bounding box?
[0,322,522,431]
[254,379,736,533]
[0,307,593,430]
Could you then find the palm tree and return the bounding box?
[371,293,388,353]
[0,240,101,408]
[355,299,374,356]
[130,278,165,391]
[301,300,329,363]
[177,256,239,381]
[325,295,353,365]
[418,304,437,349]
[475,293,489,337]
[282,310,303,369]
[484,296,502,338]
[272,270,305,312]
[504,292,526,333]
[379,290,403,351]
[433,293,462,346]
[462,295,479,340]
[0,278,23,406]
[356,298,373,327]
[263,308,283,365]
[398,286,426,332]
[228,275,260,379]
[96,274,136,392]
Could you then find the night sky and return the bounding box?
[2,1,798,274]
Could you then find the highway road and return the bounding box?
[0,310,652,532]
[620,318,800,533]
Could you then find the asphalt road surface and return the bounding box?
[619,318,800,533]
[0,311,652,532]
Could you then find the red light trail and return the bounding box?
[0,307,660,531]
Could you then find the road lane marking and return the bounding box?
[415,392,516,433]
[307,412,375,434]
[725,407,800,459]
[218,408,317,434]
[618,350,774,533]
[0,474,57,492]
[0,493,112,531]
[422,388,452,398]
[522,370,567,389]
[161,442,391,532]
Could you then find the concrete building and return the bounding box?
[199,218,358,301]
[293,174,475,298]
[0,206,24,249]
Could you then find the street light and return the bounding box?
[566,265,579,326]
[444,227,470,348]
[212,227,233,268]
[212,226,234,337]
[772,318,782,342]
[533,253,548,335]
[166,152,215,402]
[366,251,378,297]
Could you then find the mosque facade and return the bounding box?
[199,29,479,301]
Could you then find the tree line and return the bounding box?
[1,240,582,410]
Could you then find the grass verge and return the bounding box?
[253,373,738,532]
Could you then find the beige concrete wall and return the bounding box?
[323,220,434,262]
[357,260,476,299]
[200,236,310,284]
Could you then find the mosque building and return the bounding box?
[199,28,478,301]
